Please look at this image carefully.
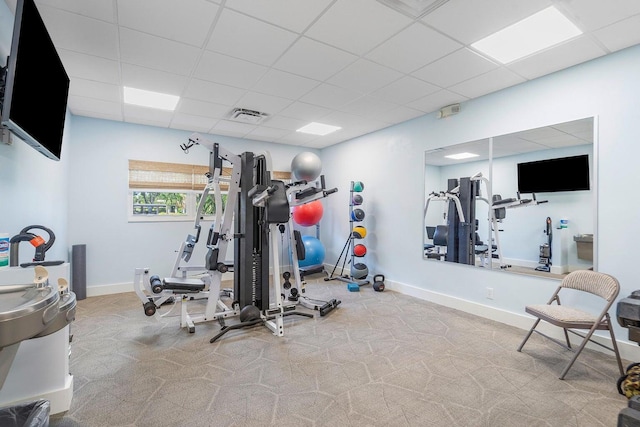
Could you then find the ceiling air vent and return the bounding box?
[228,108,268,125]
[377,0,449,18]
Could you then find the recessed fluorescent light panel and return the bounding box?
[471,6,582,64]
[123,87,180,111]
[296,122,341,136]
[445,152,479,160]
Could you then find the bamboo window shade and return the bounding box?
[129,160,291,191]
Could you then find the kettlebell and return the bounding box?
[373,274,385,292]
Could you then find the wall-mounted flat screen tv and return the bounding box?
[517,154,590,193]
[1,0,69,161]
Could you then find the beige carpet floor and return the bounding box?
[50,275,629,426]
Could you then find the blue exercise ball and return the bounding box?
[299,235,326,268]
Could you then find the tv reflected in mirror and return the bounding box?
[517,154,590,194]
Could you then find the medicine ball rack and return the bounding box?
[325,180,369,287]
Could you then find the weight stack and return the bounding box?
[72,244,87,300]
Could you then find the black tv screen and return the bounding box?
[1,0,69,161]
[517,154,590,193]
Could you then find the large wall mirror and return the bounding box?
[423,117,595,279]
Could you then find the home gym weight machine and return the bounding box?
[277,179,341,316]
[424,172,547,269]
[135,134,324,340]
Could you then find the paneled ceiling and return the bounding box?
[7,0,640,148]
[424,117,593,166]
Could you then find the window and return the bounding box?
[128,159,291,222]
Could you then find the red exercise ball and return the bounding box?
[353,244,367,257]
[292,200,324,226]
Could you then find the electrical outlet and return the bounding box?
[486,287,494,300]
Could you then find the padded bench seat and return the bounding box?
[163,277,206,293]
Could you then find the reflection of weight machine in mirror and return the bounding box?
[423,117,595,277]
[424,172,547,269]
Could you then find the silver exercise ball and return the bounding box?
[291,152,322,182]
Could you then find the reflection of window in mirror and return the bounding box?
[423,117,595,280]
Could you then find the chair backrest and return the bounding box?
[433,225,448,246]
[426,226,436,240]
[492,195,506,220]
[560,270,620,301]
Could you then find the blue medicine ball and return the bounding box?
[299,235,326,268]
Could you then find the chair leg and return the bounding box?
[563,328,572,349]
[559,324,599,380]
[606,314,624,376]
[517,318,541,352]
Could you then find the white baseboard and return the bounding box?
[386,279,640,363]
[86,282,134,297]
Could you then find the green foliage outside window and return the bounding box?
[133,192,187,215]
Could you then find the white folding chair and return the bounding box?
[517,270,624,379]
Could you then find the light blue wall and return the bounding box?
[320,44,640,338]
[0,114,70,266]
[66,117,319,287]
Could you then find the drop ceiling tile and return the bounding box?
[299,83,362,110]
[69,79,120,103]
[449,67,525,99]
[535,134,585,148]
[170,113,218,133]
[339,96,398,117]
[117,0,218,47]
[67,95,122,117]
[70,109,123,122]
[224,0,333,33]
[422,0,550,44]
[559,0,640,31]
[278,102,332,121]
[58,49,120,84]
[119,28,201,76]
[177,98,230,119]
[371,76,440,105]
[37,0,116,22]
[328,59,403,95]
[121,63,188,95]
[508,36,606,80]
[552,118,593,141]
[273,37,358,81]
[305,0,411,55]
[207,9,298,66]
[252,70,320,100]
[371,104,425,124]
[274,131,318,145]
[366,23,462,73]
[407,89,468,113]
[593,14,640,52]
[39,5,118,60]
[183,79,246,106]
[235,92,293,116]
[123,104,174,127]
[320,110,389,133]
[245,126,291,141]
[412,48,499,88]
[262,115,308,131]
[193,51,268,88]
[213,120,256,136]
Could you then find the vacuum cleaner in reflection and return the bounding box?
[9,225,64,268]
[535,217,553,272]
